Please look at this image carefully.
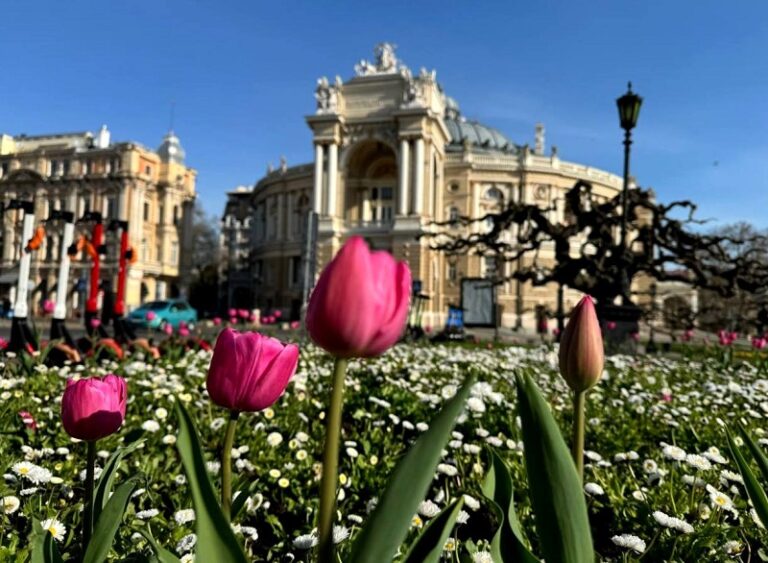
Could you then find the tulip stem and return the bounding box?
[83,439,97,555]
[572,390,586,481]
[317,356,348,563]
[221,410,240,522]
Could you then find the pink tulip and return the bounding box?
[274,311,282,319]
[261,316,268,325]
[146,311,156,321]
[306,236,411,358]
[229,316,237,325]
[238,309,249,319]
[719,330,733,346]
[179,327,190,337]
[0,337,7,350]
[290,320,301,330]
[42,300,55,314]
[606,321,617,330]
[90,318,101,329]
[559,296,605,392]
[213,317,222,326]
[206,328,299,412]
[18,410,37,431]
[682,329,693,342]
[61,374,127,441]
[163,323,173,336]
[630,332,640,342]
[228,308,237,318]
[250,314,258,323]
[753,337,767,350]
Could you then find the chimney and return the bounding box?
[534,123,545,155]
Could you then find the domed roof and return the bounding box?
[157,131,186,164]
[442,97,518,154]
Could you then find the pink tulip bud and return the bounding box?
[61,374,127,441]
[228,308,237,318]
[90,318,101,328]
[606,321,617,330]
[212,317,222,326]
[306,236,411,358]
[290,320,301,330]
[559,296,605,393]
[753,337,767,350]
[682,329,693,342]
[206,328,299,412]
[146,311,156,321]
[163,323,173,336]
[0,337,8,350]
[18,410,37,431]
[229,317,238,325]
[179,327,190,337]
[274,311,282,319]
[42,300,55,314]
[238,309,249,319]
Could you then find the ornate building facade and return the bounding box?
[0,127,196,314]
[221,44,635,328]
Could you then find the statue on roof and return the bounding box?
[315,76,340,115]
[355,42,407,77]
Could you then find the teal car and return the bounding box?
[128,299,198,330]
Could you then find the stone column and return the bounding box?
[413,138,425,215]
[398,139,410,215]
[313,144,324,214]
[326,143,338,216]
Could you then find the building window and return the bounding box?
[143,202,150,222]
[156,240,162,262]
[106,196,117,219]
[173,205,180,226]
[62,160,70,176]
[484,256,498,279]
[448,263,457,282]
[145,165,152,176]
[449,206,459,227]
[83,160,91,175]
[171,241,179,266]
[141,238,148,261]
[448,183,460,193]
[290,256,301,287]
[0,162,7,177]
[371,187,394,223]
[49,160,59,176]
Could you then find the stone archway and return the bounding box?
[343,140,397,227]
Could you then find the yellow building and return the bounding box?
[0,126,196,314]
[222,44,636,329]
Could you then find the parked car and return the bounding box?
[128,299,198,330]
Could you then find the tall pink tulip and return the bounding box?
[558,296,604,481]
[559,296,605,392]
[206,328,298,519]
[61,374,127,441]
[61,373,127,552]
[306,236,411,358]
[206,328,299,412]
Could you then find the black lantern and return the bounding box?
[616,82,643,132]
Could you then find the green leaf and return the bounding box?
[349,374,475,563]
[516,373,593,563]
[230,479,261,521]
[738,423,768,484]
[481,449,539,563]
[83,477,140,563]
[93,439,145,524]
[174,399,247,563]
[727,427,768,529]
[30,519,64,563]
[134,527,182,563]
[402,498,464,563]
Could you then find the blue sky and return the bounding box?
[1,1,766,226]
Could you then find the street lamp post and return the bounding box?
[616,82,643,304]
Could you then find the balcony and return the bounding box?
[347,219,394,233]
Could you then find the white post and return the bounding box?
[413,138,425,215]
[313,144,324,214]
[326,143,338,216]
[54,219,74,320]
[14,211,35,318]
[398,139,410,215]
